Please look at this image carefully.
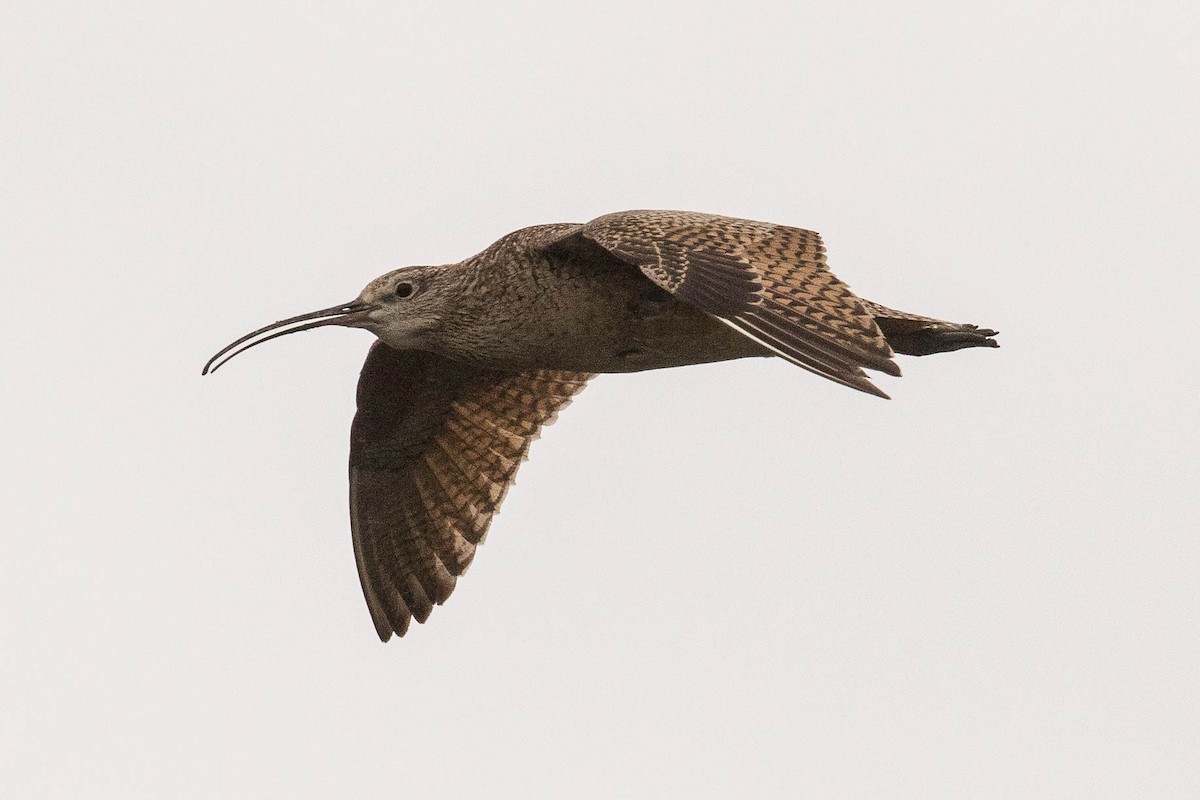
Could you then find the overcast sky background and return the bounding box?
[3,2,1197,797]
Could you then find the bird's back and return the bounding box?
[433,223,767,373]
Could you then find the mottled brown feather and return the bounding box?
[349,342,591,640]
[577,210,899,397]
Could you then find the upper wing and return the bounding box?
[575,210,899,397]
[349,342,592,640]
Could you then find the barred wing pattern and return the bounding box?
[577,210,900,397]
[350,342,592,640]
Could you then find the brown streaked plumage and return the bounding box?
[347,346,590,639]
[203,210,998,640]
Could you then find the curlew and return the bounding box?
[204,210,998,640]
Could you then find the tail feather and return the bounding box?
[863,301,999,357]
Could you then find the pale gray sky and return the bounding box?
[3,2,1197,797]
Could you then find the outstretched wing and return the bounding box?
[349,342,592,640]
[575,210,899,397]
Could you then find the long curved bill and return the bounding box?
[202,300,374,375]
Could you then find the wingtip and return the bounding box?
[368,605,396,641]
[878,358,902,378]
[850,375,891,399]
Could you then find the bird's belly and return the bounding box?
[479,296,768,374]
[594,305,768,373]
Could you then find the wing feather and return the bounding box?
[575,210,898,395]
[349,343,591,640]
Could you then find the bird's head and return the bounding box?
[202,265,449,375]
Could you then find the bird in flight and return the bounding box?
[204,210,998,640]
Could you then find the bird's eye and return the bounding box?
[394,281,415,299]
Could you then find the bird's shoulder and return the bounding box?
[474,211,825,265]
[578,210,823,260]
[478,222,585,260]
